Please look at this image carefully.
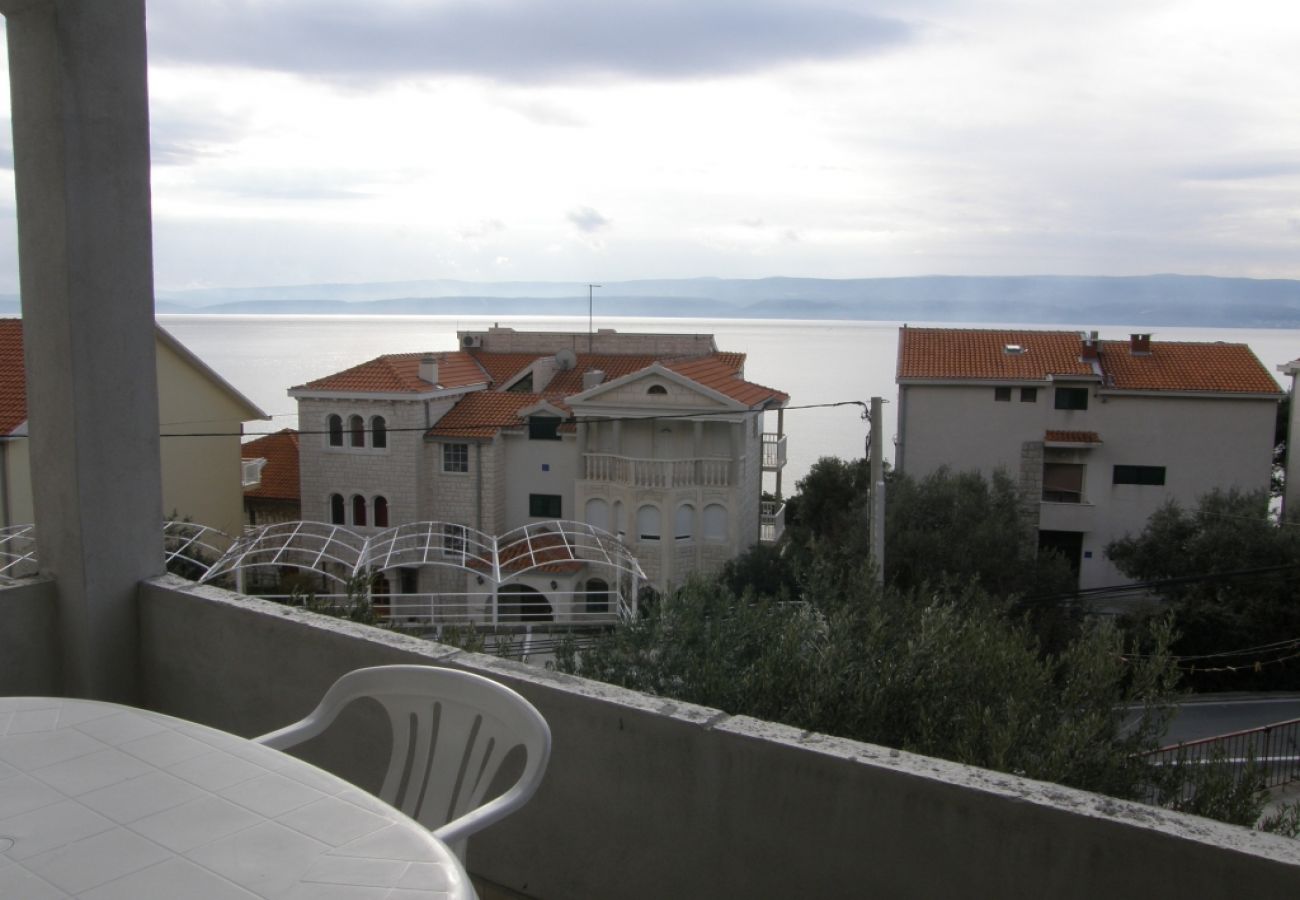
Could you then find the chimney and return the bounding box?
[1130,333,1151,355]
[1080,332,1099,361]
[582,369,605,390]
[419,353,439,385]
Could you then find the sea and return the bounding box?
[158,314,1300,489]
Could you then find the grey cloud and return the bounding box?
[147,0,911,84]
[568,206,610,233]
[1182,160,1300,181]
[149,103,250,166]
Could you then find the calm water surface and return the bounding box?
[159,314,1300,488]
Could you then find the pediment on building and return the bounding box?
[567,363,744,413]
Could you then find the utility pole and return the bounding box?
[588,283,601,353]
[868,396,885,586]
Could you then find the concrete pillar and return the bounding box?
[2,0,163,701]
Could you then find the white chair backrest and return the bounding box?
[257,665,551,860]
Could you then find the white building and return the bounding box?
[895,327,1282,589]
[289,327,789,620]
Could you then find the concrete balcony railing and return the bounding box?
[760,500,786,544]
[5,575,1300,899]
[583,453,732,488]
[761,432,787,470]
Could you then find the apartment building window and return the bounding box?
[647,384,667,395]
[327,415,343,447]
[675,504,695,541]
[443,443,469,473]
[702,503,727,540]
[1113,465,1166,486]
[1054,387,1089,410]
[528,416,561,440]
[373,496,389,528]
[349,415,366,447]
[371,416,387,449]
[329,493,345,524]
[637,505,661,541]
[994,387,1011,402]
[1042,463,1085,503]
[352,494,368,526]
[442,523,466,555]
[1021,388,1037,402]
[585,497,610,532]
[530,494,562,518]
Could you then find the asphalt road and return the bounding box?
[1161,695,1300,746]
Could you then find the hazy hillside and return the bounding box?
[85,274,1300,327]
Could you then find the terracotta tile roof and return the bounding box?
[241,429,300,501]
[470,352,537,386]
[294,351,486,394]
[545,354,660,394]
[1095,340,1281,394]
[0,319,27,436]
[897,328,1095,382]
[1045,430,1101,444]
[897,327,1282,395]
[664,356,789,406]
[427,392,571,439]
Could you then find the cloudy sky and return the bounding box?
[1,0,1298,292]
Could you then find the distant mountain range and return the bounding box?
[5,274,1300,327]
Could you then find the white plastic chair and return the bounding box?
[255,665,551,862]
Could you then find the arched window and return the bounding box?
[637,505,661,542]
[352,494,367,526]
[371,415,387,449]
[327,415,343,447]
[703,503,727,540]
[373,495,389,528]
[585,497,609,532]
[349,415,365,447]
[329,493,345,524]
[585,578,610,614]
[675,503,694,541]
[647,384,668,395]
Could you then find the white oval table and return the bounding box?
[0,696,475,899]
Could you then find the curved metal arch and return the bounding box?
[163,521,235,579]
[200,521,368,586]
[494,520,647,583]
[360,521,499,580]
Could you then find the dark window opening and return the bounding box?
[329,493,345,524]
[327,415,343,447]
[443,443,469,473]
[371,416,387,449]
[528,416,561,440]
[352,494,367,526]
[529,494,562,518]
[1020,387,1037,402]
[1039,530,1084,580]
[647,384,668,395]
[994,386,1011,402]
[1113,465,1166,486]
[508,373,534,393]
[373,496,389,528]
[349,414,365,447]
[585,578,611,614]
[1054,387,1089,410]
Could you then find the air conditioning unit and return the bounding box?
[461,335,483,349]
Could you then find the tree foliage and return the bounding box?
[1107,489,1300,690]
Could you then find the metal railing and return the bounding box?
[583,453,732,488]
[760,500,786,544]
[1144,717,1300,798]
[762,433,787,470]
[256,588,635,630]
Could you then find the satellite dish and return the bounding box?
[556,348,577,371]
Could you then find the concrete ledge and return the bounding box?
[137,575,1300,899]
[0,577,60,694]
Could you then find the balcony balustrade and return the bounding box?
[583,453,732,488]
[760,500,786,544]
[761,432,787,470]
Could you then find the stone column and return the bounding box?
[2,0,163,701]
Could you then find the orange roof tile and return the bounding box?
[427,392,570,440]
[664,356,789,407]
[242,429,300,501]
[1095,340,1281,394]
[294,351,487,394]
[469,352,537,386]
[897,328,1095,382]
[0,319,27,436]
[897,327,1282,395]
[1045,430,1101,444]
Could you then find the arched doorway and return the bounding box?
[585,578,610,615]
[498,584,553,623]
